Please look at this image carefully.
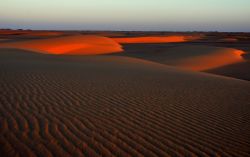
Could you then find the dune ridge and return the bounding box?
[112,35,202,44]
[0,35,123,55]
[113,36,186,43]
[166,46,246,71]
[0,30,63,36]
[122,45,246,71]
[0,48,250,157]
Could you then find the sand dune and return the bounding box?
[113,36,187,43]
[112,35,202,44]
[205,61,250,81]
[0,48,250,157]
[122,45,246,71]
[0,35,123,55]
[163,46,246,71]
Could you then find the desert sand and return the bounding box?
[115,33,250,80]
[0,30,63,36]
[113,36,187,43]
[0,35,123,55]
[0,30,250,157]
[113,35,202,43]
[120,45,246,71]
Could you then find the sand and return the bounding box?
[0,30,63,36]
[120,45,246,71]
[151,45,246,71]
[205,61,250,81]
[112,35,202,44]
[0,39,9,41]
[218,38,238,42]
[0,35,123,55]
[113,36,186,43]
[0,48,250,157]
[0,31,250,157]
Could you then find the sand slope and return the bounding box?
[161,46,245,71]
[113,36,186,43]
[0,35,123,55]
[205,61,250,81]
[0,48,250,157]
[112,35,202,44]
[121,45,246,71]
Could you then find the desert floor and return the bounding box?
[0,30,250,157]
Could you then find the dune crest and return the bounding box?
[0,35,123,55]
[112,35,202,44]
[113,36,187,43]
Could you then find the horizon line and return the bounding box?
[1,28,250,33]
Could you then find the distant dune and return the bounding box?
[0,35,123,55]
[113,36,187,43]
[0,48,250,156]
[112,35,202,44]
[218,38,238,42]
[0,30,63,36]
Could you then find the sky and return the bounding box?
[0,0,250,32]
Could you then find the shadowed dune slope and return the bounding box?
[0,48,250,157]
[205,61,250,81]
[0,35,123,55]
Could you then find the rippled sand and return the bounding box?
[0,48,250,157]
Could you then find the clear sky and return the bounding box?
[1,0,250,32]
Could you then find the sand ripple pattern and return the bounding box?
[0,49,250,157]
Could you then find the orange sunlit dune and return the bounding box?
[165,46,246,71]
[0,35,123,55]
[112,35,200,44]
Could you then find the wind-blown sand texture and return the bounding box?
[0,35,123,55]
[0,48,250,157]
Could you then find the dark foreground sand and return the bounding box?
[0,48,250,157]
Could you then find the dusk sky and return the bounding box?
[1,0,250,32]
